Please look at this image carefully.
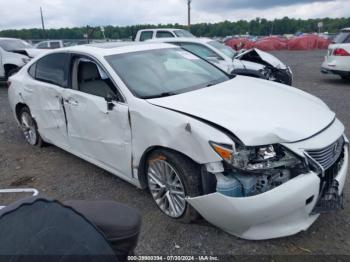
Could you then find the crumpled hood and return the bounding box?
[233,59,265,71]
[148,76,335,146]
[25,48,49,58]
[236,48,287,69]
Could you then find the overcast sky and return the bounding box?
[0,0,349,30]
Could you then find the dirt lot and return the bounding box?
[1,50,350,257]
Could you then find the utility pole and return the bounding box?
[187,0,192,30]
[40,7,46,38]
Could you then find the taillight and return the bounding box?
[5,81,11,88]
[333,48,350,56]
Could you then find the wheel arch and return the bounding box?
[4,64,20,77]
[137,145,201,189]
[15,102,29,122]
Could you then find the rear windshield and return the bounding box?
[0,39,32,51]
[333,32,350,44]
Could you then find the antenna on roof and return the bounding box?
[40,7,46,39]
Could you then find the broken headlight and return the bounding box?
[210,142,301,171]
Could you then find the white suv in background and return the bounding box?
[134,28,194,41]
[321,28,350,80]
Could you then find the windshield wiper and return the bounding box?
[143,92,177,99]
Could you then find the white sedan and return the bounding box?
[149,37,293,85]
[321,28,350,80]
[8,42,348,240]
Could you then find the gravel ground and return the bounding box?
[0,50,350,257]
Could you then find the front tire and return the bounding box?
[19,107,43,147]
[341,75,350,80]
[146,149,201,223]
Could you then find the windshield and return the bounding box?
[208,40,236,59]
[0,39,32,51]
[333,32,350,43]
[174,30,195,38]
[106,48,229,99]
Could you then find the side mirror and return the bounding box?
[105,94,117,111]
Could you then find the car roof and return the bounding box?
[148,37,212,44]
[139,28,181,31]
[59,41,178,56]
[0,37,23,41]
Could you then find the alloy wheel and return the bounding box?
[147,159,187,218]
[20,111,37,145]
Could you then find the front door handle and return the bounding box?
[64,99,79,106]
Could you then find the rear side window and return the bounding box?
[50,42,61,49]
[32,53,69,87]
[156,31,175,38]
[140,31,153,41]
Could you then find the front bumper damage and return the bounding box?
[187,145,348,240]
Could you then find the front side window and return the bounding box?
[106,48,229,99]
[180,43,222,60]
[156,31,175,38]
[140,31,153,41]
[34,53,69,87]
[71,57,118,99]
[36,42,49,49]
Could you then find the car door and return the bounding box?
[62,54,132,177]
[25,52,70,148]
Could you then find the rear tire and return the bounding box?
[19,107,44,147]
[146,149,201,223]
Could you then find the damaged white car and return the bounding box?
[8,42,348,240]
[149,37,293,85]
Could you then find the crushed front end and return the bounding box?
[187,120,348,240]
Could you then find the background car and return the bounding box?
[149,37,293,85]
[8,42,348,240]
[321,27,350,80]
[0,37,32,81]
[35,40,76,49]
[134,28,194,41]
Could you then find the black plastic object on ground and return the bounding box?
[0,197,117,262]
[64,200,141,261]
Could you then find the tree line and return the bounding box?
[0,16,349,40]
